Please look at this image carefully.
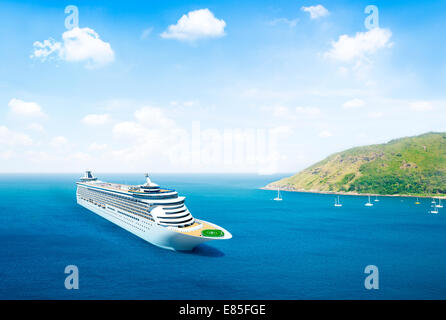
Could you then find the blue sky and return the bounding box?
[0,0,445,173]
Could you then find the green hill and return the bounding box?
[266,132,446,196]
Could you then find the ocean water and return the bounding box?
[0,173,445,300]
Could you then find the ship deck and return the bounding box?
[172,220,226,238]
[80,181,173,194]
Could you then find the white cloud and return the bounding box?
[318,130,333,138]
[141,27,153,40]
[342,98,365,109]
[325,28,392,63]
[0,126,33,146]
[28,123,45,133]
[161,9,226,41]
[296,106,322,117]
[25,151,49,162]
[113,107,179,144]
[82,113,111,126]
[61,27,114,66]
[113,121,147,139]
[265,105,322,118]
[133,107,176,128]
[301,5,329,19]
[112,106,185,163]
[272,105,289,117]
[8,98,45,117]
[32,27,114,68]
[368,111,383,119]
[183,101,196,107]
[270,125,293,136]
[89,142,107,151]
[50,136,68,147]
[31,38,61,61]
[410,101,433,112]
[70,152,91,162]
[0,150,15,160]
[170,100,198,108]
[268,18,299,28]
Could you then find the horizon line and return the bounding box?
[0,172,294,175]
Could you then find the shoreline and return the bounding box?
[261,187,446,199]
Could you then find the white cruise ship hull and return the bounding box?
[77,197,212,251]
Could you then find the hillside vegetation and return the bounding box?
[266,132,446,196]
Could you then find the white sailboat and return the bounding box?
[274,188,282,201]
[435,198,443,208]
[374,195,379,202]
[365,195,373,207]
[430,205,439,214]
[334,195,342,207]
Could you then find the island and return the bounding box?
[265,132,446,197]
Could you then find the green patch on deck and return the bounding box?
[201,229,224,237]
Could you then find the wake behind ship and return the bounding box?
[76,171,231,251]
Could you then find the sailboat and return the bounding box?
[274,188,282,201]
[429,204,439,214]
[334,195,342,207]
[415,197,420,205]
[374,195,379,202]
[436,198,443,208]
[365,195,374,207]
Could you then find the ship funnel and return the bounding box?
[80,170,97,182]
[145,173,152,185]
[143,173,158,187]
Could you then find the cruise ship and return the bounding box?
[76,171,231,251]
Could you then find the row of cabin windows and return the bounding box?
[79,186,149,209]
[80,186,185,207]
[78,186,192,226]
[78,188,154,222]
[78,191,147,214]
[78,187,149,213]
[80,195,154,232]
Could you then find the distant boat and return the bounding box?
[274,188,282,201]
[429,205,439,214]
[374,195,379,202]
[334,196,342,207]
[436,198,443,208]
[365,195,374,207]
[415,197,420,205]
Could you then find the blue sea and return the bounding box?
[0,173,445,300]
